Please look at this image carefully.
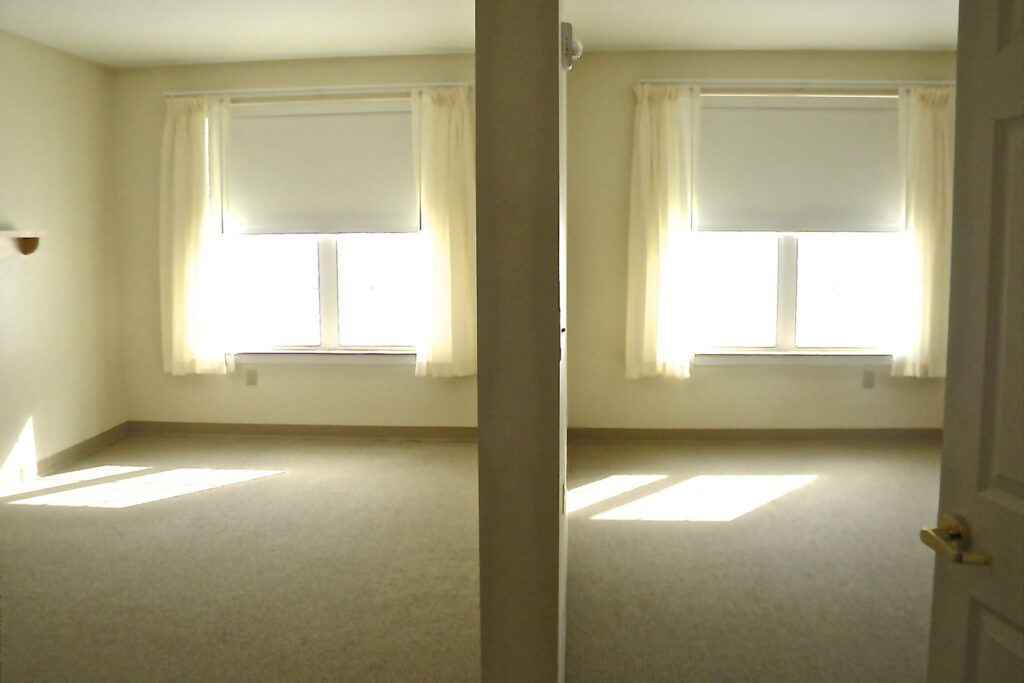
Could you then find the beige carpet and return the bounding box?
[0,434,939,681]
[566,437,940,683]
[0,435,481,681]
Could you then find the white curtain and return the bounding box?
[412,86,478,377]
[625,84,699,378]
[892,86,955,378]
[159,96,233,375]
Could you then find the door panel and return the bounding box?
[926,1,1024,681]
[977,115,1023,503]
[966,601,1024,683]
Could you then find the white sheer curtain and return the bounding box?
[412,86,477,377]
[626,84,699,378]
[159,96,233,375]
[892,86,955,378]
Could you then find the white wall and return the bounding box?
[111,55,478,427]
[566,51,955,429]
[0,30,123,474]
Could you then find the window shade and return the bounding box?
[225,100,418,234]
[696,95,902,231]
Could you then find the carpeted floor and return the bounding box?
[0,434,939,682]
[0,435,481,682]
[565,437,940,683]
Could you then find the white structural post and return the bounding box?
[475,0,568,680]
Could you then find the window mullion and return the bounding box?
[318,237,340,349]
[776,235,798,351]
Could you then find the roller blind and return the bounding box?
[696,95,902,232]
[224,99,418,234]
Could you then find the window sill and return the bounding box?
[692,352,892,367]
[234,350,415,366]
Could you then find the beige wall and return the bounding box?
[25,48,955,433]
[111,55,478,427]
[0,30,123,473]
[566,51,956,429]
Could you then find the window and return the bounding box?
[335,233,424,348]
[222,98,422,352]
[691,93,906,353]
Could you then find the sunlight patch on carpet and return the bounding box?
[0,465,149,499]
[567,474,668,513]
[592,474,817,522]
[9,468,281,508]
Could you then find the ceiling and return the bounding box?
[0,0,958,68]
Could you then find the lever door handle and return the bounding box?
[920,513,992,567]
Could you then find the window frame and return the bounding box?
[694,232,902,357]
[227,234,419,356]
[221,95,423,357]
[692,90,905,358]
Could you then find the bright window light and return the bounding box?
[0,465,148,499]
[337,233,424,347]
[566,474,667,513]
[593,475,817,522]
[795,233,905,349]
[223,235,321,348]
[10,468,281,509]
[690,233,779,348]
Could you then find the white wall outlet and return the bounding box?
[245,368,258,387]
[862,370,876,389]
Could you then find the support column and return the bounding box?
[475,0,568,680]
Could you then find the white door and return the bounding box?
[923,1,1024,681]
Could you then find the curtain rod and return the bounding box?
[164,82,471,100]
[636,78,955,90]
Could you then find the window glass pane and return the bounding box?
[796,233,905,349]
[690,233,779,348]
[224,235,321,348]
[337,233,424,347]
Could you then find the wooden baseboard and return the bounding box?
[126,421,478,442]
[33,423,941,468]
[37,423,131,476]
[566,427,943,444]
[133,424,941,444]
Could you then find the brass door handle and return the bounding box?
[920,513,992,567]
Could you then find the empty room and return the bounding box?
[1,1,1021,682]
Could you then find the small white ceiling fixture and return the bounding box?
[0,0,956,68]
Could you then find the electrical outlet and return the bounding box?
[862,370,875,389]
[245,368,258,387]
